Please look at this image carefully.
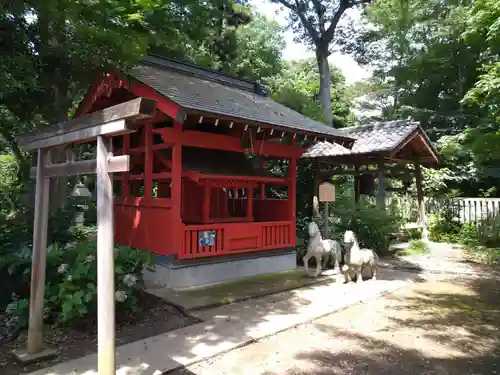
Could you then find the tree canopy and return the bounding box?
[349,0,500,197]
[268,0,372,125]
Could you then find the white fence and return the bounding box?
[361,194,500,224]
[425,197,500,223]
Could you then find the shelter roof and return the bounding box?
[302,141,352,158]
[341,120,419,154]
[127,55,353,141]
[302,120,440,165]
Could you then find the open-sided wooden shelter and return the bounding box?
[75,55,355,289]
[303,120,440,238]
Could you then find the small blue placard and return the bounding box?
[199,231,216,246]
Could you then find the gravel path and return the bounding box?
[172,246,500,375]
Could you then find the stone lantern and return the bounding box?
[71,182,92,225]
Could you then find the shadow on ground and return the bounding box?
[262,271,500,375]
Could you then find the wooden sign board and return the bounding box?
[319,182,336,202]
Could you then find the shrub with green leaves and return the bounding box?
[395,239,430,256]
[295,215,312,263]
[2,240,154,337]
[329,198,402,256]
[427,205,462,243]
[476,213,500,248]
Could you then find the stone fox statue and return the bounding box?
[342,230,378,283]
[303,221,343,277]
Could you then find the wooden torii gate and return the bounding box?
[14,98,155,374]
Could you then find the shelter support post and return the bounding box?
[97,135,116,375]
[415,162,429,241]
[376,159,386,210]
[323,202,329,238]
[354,165,360,204]
[312,160,320,218]
[27,149,51,354]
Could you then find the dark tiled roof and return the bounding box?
[302,141,352,158]
[300,120,433,159]
[340,120,419,154]
[127,56,352,140]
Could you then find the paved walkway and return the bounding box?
[29,268,421,375]
[172,274,500,375]
[30,243,478,375]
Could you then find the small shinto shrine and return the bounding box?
[76,55,354,289]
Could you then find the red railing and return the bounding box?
[180,221,293,259]
[182,226,225,258]
[262,223,291,248]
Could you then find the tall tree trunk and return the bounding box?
[316,48,333,126]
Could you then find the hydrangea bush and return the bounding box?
[3,240,154,336]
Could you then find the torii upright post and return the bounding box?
[27,148,51,355]
[97,135,115,374]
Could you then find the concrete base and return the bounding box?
[12,347,58,365]
[144,249,297,290]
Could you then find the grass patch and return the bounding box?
[173,269,333,310]
[395,239,430,256]
[463,245,500,265]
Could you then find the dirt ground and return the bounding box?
[0,291,199,375]
[173,273,500,375]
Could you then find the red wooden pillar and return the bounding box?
[144,123,153,200]
[289,157,297,245]
[122,135,130,197]
[202,186,211,223]
[247,187,253,220]
[172,121,183,253]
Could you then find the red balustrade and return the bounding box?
[180,221,294,259]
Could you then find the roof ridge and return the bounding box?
[341,120,420,132]
[141,55,269,97]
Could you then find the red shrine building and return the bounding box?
[76,56,354,289]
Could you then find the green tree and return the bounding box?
[268,59,354,127]
[0,0,248,168]
[269,0,372,126]
[347,0,500,196]
[268,59,354,219]
[192,12,286,82]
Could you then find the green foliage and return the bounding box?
[0,0,258,175]
[396,227,423,242]
[349,0,500,196]
[268,59,354,126]
[2,241,154,337]
[396,239,430,256]
[427,205,462,243]
[463,245,500,265]
[199,13,285,82]
[428,205,500,251]
[329,198,403,255]
[476,213,500,248]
